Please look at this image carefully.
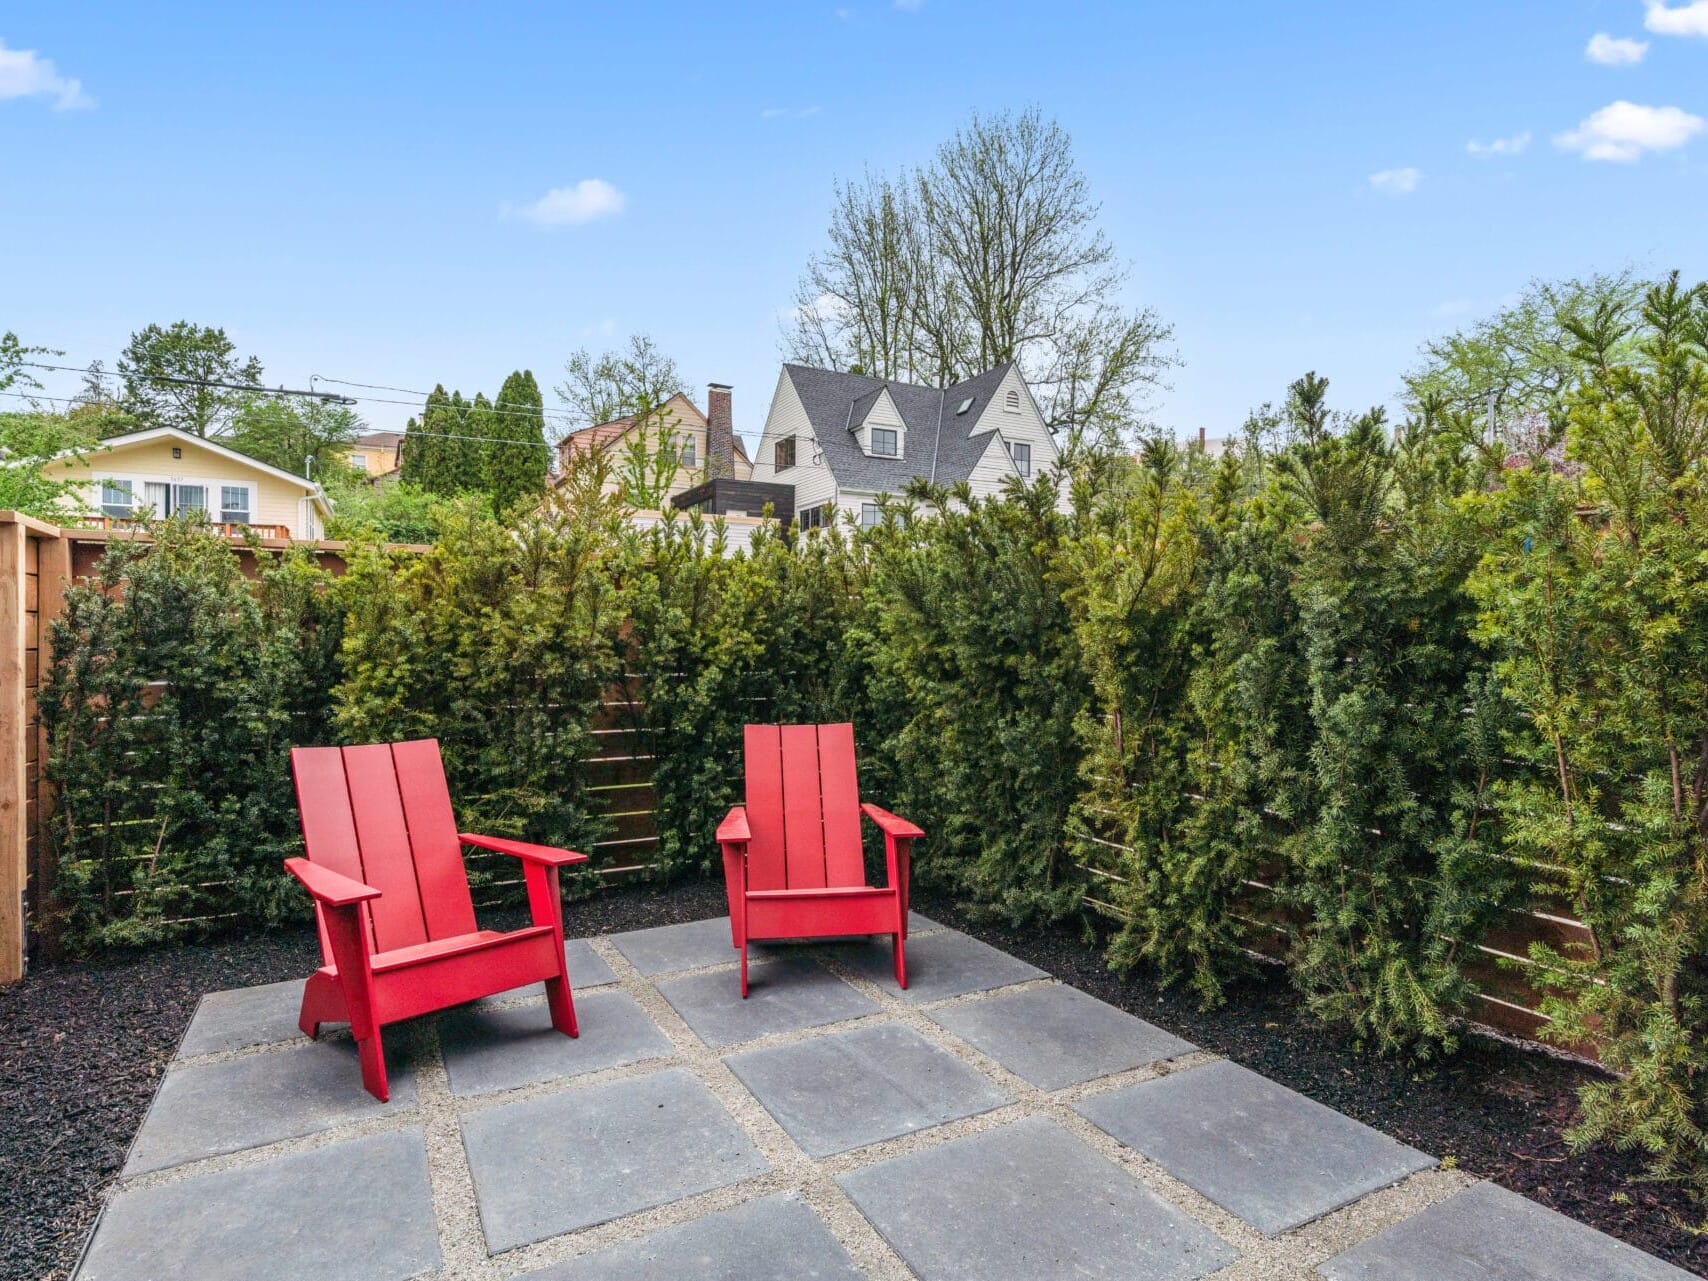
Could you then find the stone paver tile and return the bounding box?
[516,1192,863,1281]
[725,1020,1010,1157]
[123,1039,417,1175]
[608,916,739,975]
[1317,1180,1695,1281]
[838,1115,1237,1281]
[1077,1059,1433,1235]
[928,983,1195,1090]
[78,1129,438,1281]
[656,951,879,1048]
[832,929,1045,1002]
[563,937,619,987]
[176,979,306,1058]
[439,989,673,1097]
[460,1066,767,1252]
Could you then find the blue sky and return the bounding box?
[4,2,1707,446]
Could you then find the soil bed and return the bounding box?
[3,875,1702,1279]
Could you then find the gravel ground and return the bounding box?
[3,875,1703,1280]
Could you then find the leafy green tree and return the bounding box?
[489,370,550,510]
[117,321,264,436]
[0,411,97,518]
[323,472,446,545]
[226,395,361,479]
[557,334,686,430]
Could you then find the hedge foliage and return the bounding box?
[36,273,1708,1199]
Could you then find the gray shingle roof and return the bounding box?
[781,362,1017,495]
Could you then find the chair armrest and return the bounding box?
[860,803,923,840]
[717,806,751,846]
[459,833,590,868]
[285,857,381,907]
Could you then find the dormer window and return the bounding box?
[1004,389,1021,413]
[871,427,898,458]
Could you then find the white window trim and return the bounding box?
[866,426,902,459]
[859,501,881,527]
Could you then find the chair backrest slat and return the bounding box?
[392,740,478,940]
[743,724,788,891]
[292,745,371,959]
[743,722,867,892]
[780,724,828,889]
[816,724,865,887]
[340,744,431,952]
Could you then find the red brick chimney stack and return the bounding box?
[707,383,734,480]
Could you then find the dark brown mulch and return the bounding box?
[0,880,728,1281]
[910,887,1708,1278]
[4,876,1703,1279]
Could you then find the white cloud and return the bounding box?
[1369,167,1422,195]
[1466,131,1531,158]
[0,39,93,110]
[1645,1,1708,37]
[502,179,625,227]
[1555,100,1705,161]
[1586,32,1650,63]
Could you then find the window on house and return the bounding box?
[680,435,697,467]
[172,484,209,517]
[871,428,898,458]
[860,502,881,528]
[796,503,827,530]
[1005,388,1021,412]
[100,479,134,518]
[220,486,250,525]
[1009,441,1032,477]
[774,436,797,470]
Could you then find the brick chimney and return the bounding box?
[706,383,734,480]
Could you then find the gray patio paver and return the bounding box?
[516,1192,864,1281]
[123,1038,417,1175]
[832,928,1045,1002]
[176,979,306,1057]
[608,915,740,975]
[928,982,1195,1089]
[438,988,673,1096]
[838,1115,1238,1281]
[656,950,880,1048]
[1317,1180,1697,1281]
[562,936,619,987]
[725,1020,1011,1157]
[1076,1058,1434,1235]
[80,1129,439,1281]
[460,1066,768,1252]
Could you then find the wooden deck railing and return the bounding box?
[76,515,293,540]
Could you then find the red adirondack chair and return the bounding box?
[286,739,588,1101]
[718,723,922,996]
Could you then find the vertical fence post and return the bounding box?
[0,518,29,983]
[31,530,70,961]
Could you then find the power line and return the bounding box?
[22,361,356,404]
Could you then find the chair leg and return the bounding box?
[545,970,579,1038]
[297,971,344,1040]
[893,931,908,990]
[740,940,750,998]
[356,1030,389,1103]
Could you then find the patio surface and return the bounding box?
[74,915,1693,1281]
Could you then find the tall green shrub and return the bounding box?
[39,521,342,948]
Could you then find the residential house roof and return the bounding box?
[781,362,1018,493]
[558,391,752,465]
[58,426,333,518]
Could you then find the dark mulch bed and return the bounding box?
[4,876,1703,1278]
[0,880,727,1281]
[911,886,1708,1278]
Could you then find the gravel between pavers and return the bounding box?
[4,874,1706,1279]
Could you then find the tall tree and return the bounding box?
[489,370,550,510]
[785,108,1175,453]
[401,386,453,492]
[117,321,264,437]
[226,395,362,479]
[557,334,686,431]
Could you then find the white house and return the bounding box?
[747,362,1066,528]
[49,426,334,540]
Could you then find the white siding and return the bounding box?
[964,434,1022,500]
[858,388,907,460]
[967,366,1068,511]
[752,369,838,515]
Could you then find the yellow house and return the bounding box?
[345,430,403,477]
[556,386,752,504]
[50,426,334,540]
